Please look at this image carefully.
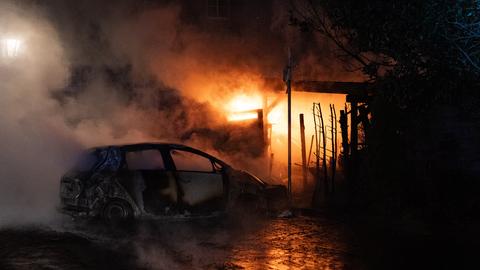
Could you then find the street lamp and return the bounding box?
[1,38,22,58]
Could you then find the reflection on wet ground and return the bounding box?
[2,214,477,270]
[223,217,354,269]
[132,216,360,269]
[0,215,363,270]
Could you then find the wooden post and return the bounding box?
[262,96,268,144]
[257,109,264,143]
[312,104,321,207]
[287,80,292,197]
[268,123,273,179]
[307,134,314,167]
[339,109,349,165]
[333,106,337,192]
[359,105,370,141]
[349,101,359,195]
[299,114,308,192]
[318,104,329,198]
[350,101,358,164]
[330,105,337,193]
[269,152,274,179]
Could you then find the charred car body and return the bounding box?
[59,143,288,219]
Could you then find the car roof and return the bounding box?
[89,142,230,167]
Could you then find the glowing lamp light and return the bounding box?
[1,38,22,58]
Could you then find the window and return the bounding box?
[126,149,165,170]
[207,0,229,19]
[170,150,213,172]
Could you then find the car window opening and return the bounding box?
[170,150,214,172]
[126,149,165,170]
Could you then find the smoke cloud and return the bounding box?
[0,0,363,225]
[0,1,76,225]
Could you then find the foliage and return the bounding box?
[290,0,480,106]
[443,1,480,73]
[290,1,480,221]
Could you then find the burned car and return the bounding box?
[59,143,288,220]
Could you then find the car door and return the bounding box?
[169,149,225,212]
[124,148,178,215]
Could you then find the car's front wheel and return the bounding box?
[102,200,133,221]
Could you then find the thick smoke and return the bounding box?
[0,0,363,225]
[0,1,76,225]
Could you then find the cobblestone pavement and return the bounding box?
[0,215,476,270]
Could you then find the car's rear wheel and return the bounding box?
[102,200,133,221]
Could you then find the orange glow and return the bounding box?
[267,103,284,124]
[225,93,263,122]
[228,111,259,122]
[226,93,263,112]
[150,64,348,186]
[265,92,347,189]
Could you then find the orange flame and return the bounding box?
[227,111,259,122]
[226,93,263,122]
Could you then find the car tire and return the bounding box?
[102,199,133,221]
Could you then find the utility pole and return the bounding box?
[283,49,293,198]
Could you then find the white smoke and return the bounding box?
[0,1,76,225]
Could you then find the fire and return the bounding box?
[227,93,262,112]
[228,111,259,121]
[267,105,283,124]
[226,93,263,122]
[224,91,284,123]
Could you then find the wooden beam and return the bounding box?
[293,81,370,95]
[263,78,371,96]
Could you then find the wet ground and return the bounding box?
[0,214,477,270]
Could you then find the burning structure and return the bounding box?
[40,0,365,187]
[0,0,372,221]
[2,1,480,270]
